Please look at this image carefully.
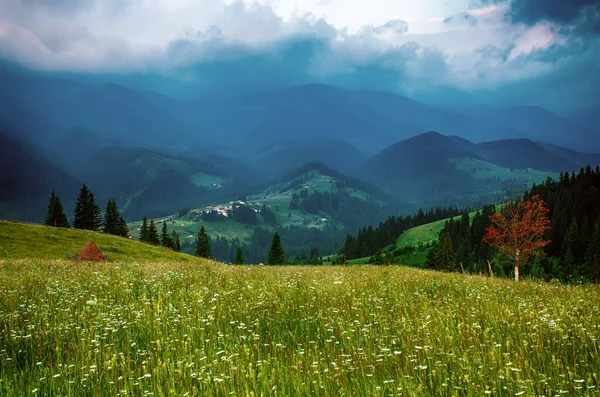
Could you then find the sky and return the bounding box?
[1,0,599,110]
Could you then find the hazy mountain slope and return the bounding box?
[449,105,600,152]
[251,139,366,178]
[76,147,217,218]
[348,89,496,142]
[563,106,600,131]
[537,142,600,169]
[469,139,579,172]
[0,127,80,221]
[355,132,563,209]
[245,84,420,153]
[355,132,480,203]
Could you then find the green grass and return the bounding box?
[452,157,557,183]
[0,221,204,264]
[189,173,227,188]
[0,260,598,396]
[394,219,450,250]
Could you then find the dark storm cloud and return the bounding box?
[160,35,445,96]
[509,0,599,26]
[480,0,600,32]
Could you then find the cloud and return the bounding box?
[509,0,600,28]
[0,0,599,110]
[444,12,478,26]
[359,20,409,36]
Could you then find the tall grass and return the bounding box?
[1,260,598,396]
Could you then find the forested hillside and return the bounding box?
[428,166,600,282]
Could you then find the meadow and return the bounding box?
[1,259,598,396]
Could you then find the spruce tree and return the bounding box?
[73,184,91,230]
[118,216,130,238]
[424,245,440,270]
[195,226,212,258]
[149,219,159,245]
[160,221,173,248]
[267,232,286,265]
[44,190,70,228]
[585,222,600,282]
[171,230,181,252]
[73,184,102,230]
[438,233,456,271]
[103,199,121,235]
[140,216,149,242]
[234,247,246,265]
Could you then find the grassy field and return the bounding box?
[1,258,598,396]
[0,221,204,264]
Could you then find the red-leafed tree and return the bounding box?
[484,195,551,281]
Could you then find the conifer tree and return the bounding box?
[438,233,456,271]
[234,247,246,265]
[424,244,440,270]
[195,226,212,258]
[140,216,149,242]
[267,232,286,265]
[160,221,173,248]
[171,230,181,252]
[103,199,122,235]
[89,192,102,231]
[584,222,600,282]
[73,184,102,230]
[44,190,70,228]
[118,216,129,238]
[148,219,159,245]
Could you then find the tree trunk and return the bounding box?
[515,249,520,282]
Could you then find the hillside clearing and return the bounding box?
[0,221,204,264]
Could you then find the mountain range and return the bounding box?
[1,64,599,222]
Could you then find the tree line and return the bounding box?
[138,216,182,251]
[192,225,286,266]
[341,207,463,260]
[44,184,129,238]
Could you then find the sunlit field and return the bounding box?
[1,260,598,396]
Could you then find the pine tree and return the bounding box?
[148,219,159,245]
[267,232,286,265]
[195,226,212,258]
[584,222,600,282]
[160,221,173,248]
[89,192,102,231]
[118,216,129,238]
[73,184,91,230]
[103,199,121,235]
[438,233,455,271]
[140,216,149,242]
[234,247,246,265]
[424,245,440,270]
[171,230,181,252]
[44,190,70,228]
[73,184,102,230]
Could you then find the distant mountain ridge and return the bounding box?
[355,131,599,209]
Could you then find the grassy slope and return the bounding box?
[1,261,598,396]
[0,221,206,264]
[133,170,369,248]
[452,157,557,182]
[348,212,481,266]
